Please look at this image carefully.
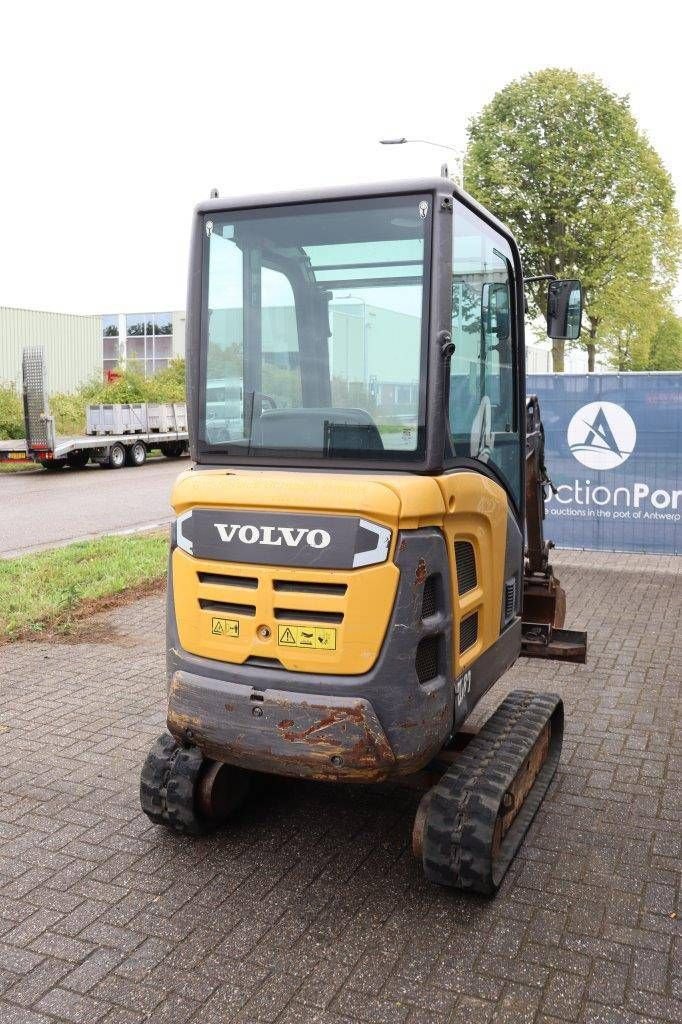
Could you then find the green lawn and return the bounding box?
[0,460,38,473]
[0,532,168,641]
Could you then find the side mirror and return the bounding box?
[547,279,582,340]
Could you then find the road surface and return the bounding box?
[0,456,190,557]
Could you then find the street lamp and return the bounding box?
[379,137,464,186]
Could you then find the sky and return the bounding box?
[1,0,680,315]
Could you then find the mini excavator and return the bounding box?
[140,178,587,894]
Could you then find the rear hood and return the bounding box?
[171,468,446,531]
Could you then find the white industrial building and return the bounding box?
[0,307,186,394]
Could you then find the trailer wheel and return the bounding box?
[105,442,126,469]
[40,459,67,472]
[159,442,185,459]
[126,440,147,467]
[67,451,89,469]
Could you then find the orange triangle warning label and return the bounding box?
[280,627,296,645]
[212,619,225,635]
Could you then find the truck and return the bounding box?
[0,347,189,470]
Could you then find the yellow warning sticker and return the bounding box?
[278,624,337,651]
[211,617,239,638]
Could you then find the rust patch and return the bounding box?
[275,703,394,771]
[167,708,203,733]
[170,674,183,696]
[414,558,427,585]
[276,706,363,743]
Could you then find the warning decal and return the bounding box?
[211,617,239,638]
[277,624,336,651]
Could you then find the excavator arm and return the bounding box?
[521,396,587,663]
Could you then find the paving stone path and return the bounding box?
[0,551,680,1023]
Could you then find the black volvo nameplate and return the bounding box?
[176,508,391,570]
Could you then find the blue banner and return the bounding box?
[526,373,682,554]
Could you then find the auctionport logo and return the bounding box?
[567,402,637,470]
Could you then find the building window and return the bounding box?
[124,313,173,375]
[102,314,120,378]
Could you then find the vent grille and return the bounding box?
[421,575,438,619]
[199,599,256,616]
[455,542,477,595]
[274,608,343,624]
[198,572,258,589]
[504,577,517,623]
[415,635,440,684]
[459,612,478,654]
[273,580,347,596]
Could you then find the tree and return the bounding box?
[646,310,682,370]
[597,277,665,371]
[465,69,681,371]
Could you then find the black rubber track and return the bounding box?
[422,690,564,895]
[139,732,212,836]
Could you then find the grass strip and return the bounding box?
[0,532,168,642]
[0,461,39,473]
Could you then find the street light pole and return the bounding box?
[379,138,464,187]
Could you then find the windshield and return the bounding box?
[201,194,429,460]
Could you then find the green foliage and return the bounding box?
[598,281,682,372]
[150,358,187,401]
[50,359,186,437]
[646,311,682,370]
[598,279,666,371]
[0,382,24,439]
[0,359,188,439]
[50,393,90,436]
[465,68,682,370]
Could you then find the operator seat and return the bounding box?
[253,407,384,453]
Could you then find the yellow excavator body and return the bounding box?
[170,467,508,678]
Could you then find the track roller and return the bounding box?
[140,732,251,835]
[413,690,563,895]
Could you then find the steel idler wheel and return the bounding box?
[415,690,564,895]
[140,733,250,835]
[197,760,251,821]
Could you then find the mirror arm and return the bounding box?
[523,275,556,315]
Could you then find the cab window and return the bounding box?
[448,201,520,505]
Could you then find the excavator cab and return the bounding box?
[141,179,586,894]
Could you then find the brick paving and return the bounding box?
[0,551,680,1024]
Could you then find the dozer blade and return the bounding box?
[521,573,587,664]
[414,690,563,895]
[521,624,587,663]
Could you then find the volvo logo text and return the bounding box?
[214,523,331,549]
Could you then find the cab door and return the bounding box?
[439,199,524,687]
[447,199,521,507]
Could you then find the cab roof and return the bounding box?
[194,177,452,215]
[193,177,514,247]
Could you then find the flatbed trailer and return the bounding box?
[0,431,188,469]
[0,347,189,470]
